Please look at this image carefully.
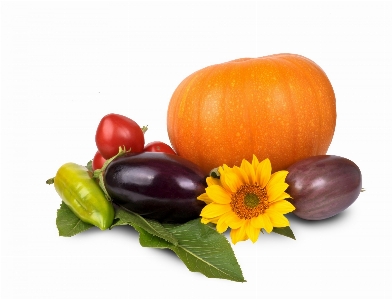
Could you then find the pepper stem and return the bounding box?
[46,178,55,185]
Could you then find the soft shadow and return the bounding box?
[69,226,103,238]
[286,209,352,227]
[149,247,181,262]
[109,224,140,237]
[68,223,140,239]
[108,225,181,262]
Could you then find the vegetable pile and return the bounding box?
[47,113,246,282]
[47,54,364,282]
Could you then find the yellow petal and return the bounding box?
[206,185,232,204]
[267,170,289,187]
[206,177,221,187]
[267,182,289,202]
[269,200,296,213]
[216,213,230,233]
[232,166,249,185]
[250,214,265,228]
[240,159,256,184]
[251,155,260,171]
[222,164,232,171]
[200,203,231,218]
[268,192,291,204]
[201,217,219,224]
[230,225,248,244]
[225,212,246,229]
[246,221,261,243]
[218,164,232,175]
[261,213,273,233]
[220,170,241,193]
[197,192,213,204]
[256,158,272,188]
[268,212,290,227]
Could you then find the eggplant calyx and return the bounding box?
[93,146,130,201]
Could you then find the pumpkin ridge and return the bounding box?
[272,56,300,165]
[280,55,326,156]
[167,54,336,174]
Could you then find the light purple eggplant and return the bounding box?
[286,155,362,220]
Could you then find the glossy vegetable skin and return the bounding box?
[144,141,176,155]
[95,113,145,159]
[104,152,207,223]
[54,163,114,229]
[286,155,362,220]
[92,151,107,171]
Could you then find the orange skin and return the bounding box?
[167,53,336,175]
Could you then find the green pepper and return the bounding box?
[52,162,114,230]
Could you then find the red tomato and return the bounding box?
[144,141,176,155]
[95,113,145,159]
[92,151,106,171]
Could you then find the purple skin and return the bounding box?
[286,155,362,220]
[104,152,207,223]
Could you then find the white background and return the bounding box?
[1,1,391,298]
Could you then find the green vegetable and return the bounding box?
[48,162,114,230]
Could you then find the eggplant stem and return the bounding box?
[93,146,130,201]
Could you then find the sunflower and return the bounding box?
[197,155,295,244]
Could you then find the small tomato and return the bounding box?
[92,151,107,171]
[95,113,145,159]
[144,141,176,155]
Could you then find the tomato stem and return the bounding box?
[141,125,148,134]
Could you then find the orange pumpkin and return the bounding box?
[167,53,336,175]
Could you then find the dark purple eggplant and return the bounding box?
[104,152,207,223]
[286,155,362,220]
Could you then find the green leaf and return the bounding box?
[56,202,94,237]
[167,219,246,282]
[112,206,245,282]
[134,225,173,248]
[86,160,93,173]
[111,205,178,245]
[272,226,296,240]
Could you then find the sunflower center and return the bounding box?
[244,193,260,208]
[230,183,269,219]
